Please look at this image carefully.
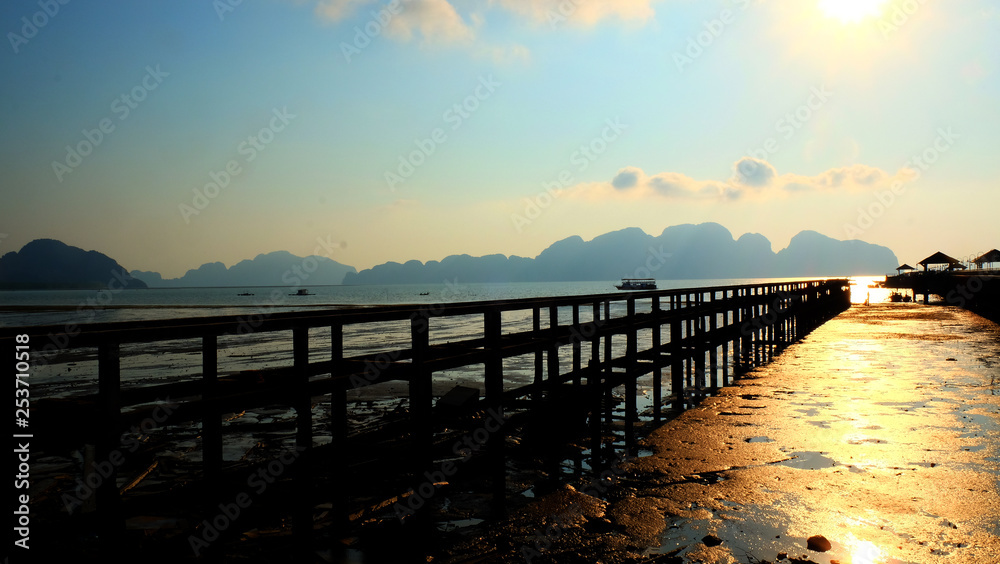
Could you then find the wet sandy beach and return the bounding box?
[444,303,1000,564]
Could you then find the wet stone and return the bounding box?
[702,534,723,547]
[806,534,832,552]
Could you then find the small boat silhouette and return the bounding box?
[289,288,312,296]
[615,278,657,290]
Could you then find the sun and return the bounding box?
[818,0,888,23]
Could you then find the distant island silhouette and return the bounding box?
[0,223,897,290]
[131,250,356,288]
[0,239,148,290]
[343,223,898,284]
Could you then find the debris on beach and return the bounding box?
[701,534,723,547]
[806,534,831,552]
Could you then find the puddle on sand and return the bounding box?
[745,436,774,443]
[776,451,839,470]
[436,518,484,532]
[651,502,793,562]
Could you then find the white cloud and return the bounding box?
[731,157,778,187]
[491,0,658,27]
[311,0,660,47]
[566,160,916,203]
[315,0,376,22]
[383,0,476,44]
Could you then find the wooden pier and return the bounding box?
[884,270,1000,321]
[3,279,850,558]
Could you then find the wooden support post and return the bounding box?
[548,306,560,399]
[293,326,312,451]
[409,316,433,472]
[709,310,719,391]
[330,324,346,442]
[587,358,602,469]
[694,314,705,392]
[767,294,775,362]
[533,307,543,402]
[590,301,602,465]
[775,291,786,352]
[202,334,222,478]
[671,320,684,410]
[603,301,613,428]
[572,305,582,386]
[741,297,752,373]
[329,323,348,531]
[651,296,662,422]
[97,341,124,549]
[292,326,312,558]
[625,298,637,452]
[753,303,762,367]
[483,308,506,516]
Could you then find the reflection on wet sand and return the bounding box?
[445,303,1000,563]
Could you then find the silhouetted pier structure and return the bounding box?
[2,279,850,558]
[885,250,1000,320]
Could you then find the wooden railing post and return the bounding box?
[202,334,222,478]
[572,305,582,386]
[484,308,506,516]
[329,323,349,532]
[651,296,662,422]
[293,326,311,451]
[97,341,124,549]
[532,307,543,402]
[409,315,433,472]
[625,297,637,452]
[670,320,684,410]
[292,326,312,558]
[548,306,560,399]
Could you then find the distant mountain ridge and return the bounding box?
[342,223,898,284]
[132,250,357,288]
[2,225,897,291]
[0,239,148,290]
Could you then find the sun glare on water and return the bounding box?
[818,0,888,23]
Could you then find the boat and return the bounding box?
[289,288,312,296]
[615,278,657,291]
[237,291,254,296]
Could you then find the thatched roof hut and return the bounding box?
[973,249,1000,268]
[918,252,965,271]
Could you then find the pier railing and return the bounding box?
[2,278,850,557]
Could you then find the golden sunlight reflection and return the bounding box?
[851,538,887,564]
[849,276,890,304]
[818,0,888,23]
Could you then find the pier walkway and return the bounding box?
[2,279,850,560]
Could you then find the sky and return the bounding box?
[1,0,997,278]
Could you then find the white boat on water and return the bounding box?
[615,278,657,290]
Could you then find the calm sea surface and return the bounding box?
[0,277,841,328]
[3,277,879,401]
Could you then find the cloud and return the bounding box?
[732,157,777,187]
[566,161,915,203]
[312,0,475,44]
[612,166,641,189]
[477,42,532,64]
[383,0,476,44]
[491,0,658,27]
[311,0,660,46]
[315,0,376,22]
